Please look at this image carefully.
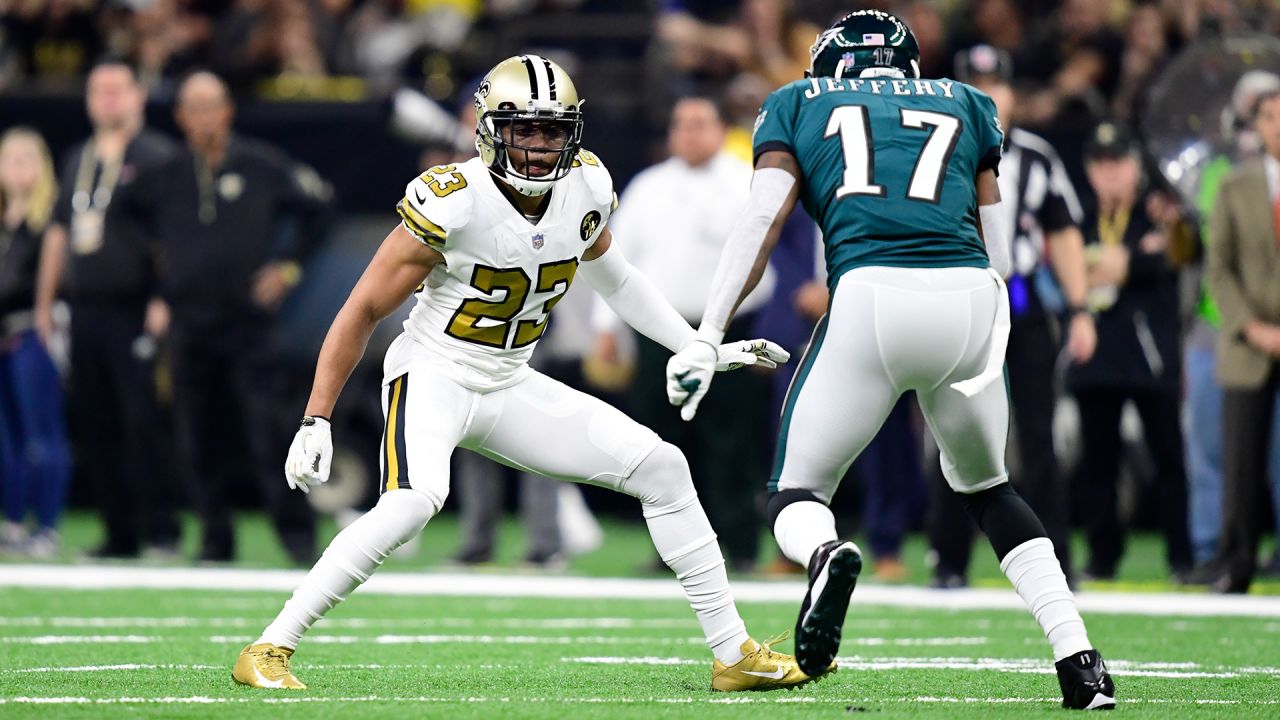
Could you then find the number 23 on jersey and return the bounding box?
[445,259,579,349]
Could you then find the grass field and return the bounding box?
[2,512,1279,717]
[2,568,1279,718]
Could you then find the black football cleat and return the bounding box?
[794,540,862,677]
[1055,649,1116,710]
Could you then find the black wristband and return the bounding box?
[301,415,330,427]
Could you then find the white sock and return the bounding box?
[1000,537,1092,661]
[644,491,751,666]
[773,500,837,568]
[258,490,436,649]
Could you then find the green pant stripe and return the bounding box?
[769,314,829,492]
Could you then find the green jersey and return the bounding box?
[753,76,1004,285]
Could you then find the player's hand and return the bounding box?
[666,340,718,422]
[285,416,332,494]
[715,338,791,371]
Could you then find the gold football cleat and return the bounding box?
[711,634,835,692]
[232,643,308,690]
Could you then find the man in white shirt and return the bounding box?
[592,97,775,570]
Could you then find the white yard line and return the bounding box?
[0,633,707,646]
[0,633,993,647]
[4,564,1279,617]
[4,663,510,673]
[562,655,1279,679]
[0,616,694,630]
[8,656,1276,680]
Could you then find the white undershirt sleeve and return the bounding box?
[979,200,1012,278]
[579,239,696,353]
[697,167,796,345]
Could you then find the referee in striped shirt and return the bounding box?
[928,45,1096,587]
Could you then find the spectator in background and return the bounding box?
[1109,0,1174,125]
[736,0,819,90]
[34,59,180,560]
[0,127,70,558]
[591,96,774,571]
[896,1,949,81]
[656,0,817,92]
[118,70,331,564]
[212,0,334,89]
[1067,121,1192,581]
[947,0,1034,82]
[928,46,1095,588]
[1196,88,1280,594]
[0,0,102,87]
[131,0,214,89]
[1183,71,1280,575]
[1020,0,1124,127]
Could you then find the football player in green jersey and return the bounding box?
[666,10,1115,711]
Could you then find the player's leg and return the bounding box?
[767,277,902,677]
[463,372,746,659]
[464,371,816,689]
[915,275,1112,709]
[237,367,472,689]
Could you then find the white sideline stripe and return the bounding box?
[0,616,692,630]
[2,696,1278,706]
[9,656,1265,680]
[0,634,989,647]
[0,634,708,646]
[6,663,511,673]
[563,655,1277,679]
[4,564,1280,617]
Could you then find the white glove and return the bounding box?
[666,340,718,422]
[666,338,792,421]
[714,338,791,371]
[285,416,332,494]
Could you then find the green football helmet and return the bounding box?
[808,10,921,80]
[474,55,584,197]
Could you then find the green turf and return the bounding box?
[1,586,1277,718]
[8,511,1279,593]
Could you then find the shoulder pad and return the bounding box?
[398,162,475,248]
[571,148,615,209]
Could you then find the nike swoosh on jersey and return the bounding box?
[742,667,786,679]
[414,188,428,205]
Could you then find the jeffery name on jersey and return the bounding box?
[753,76,1003,286]
[393,152,615,390]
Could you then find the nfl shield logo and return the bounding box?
[531,232,545,250]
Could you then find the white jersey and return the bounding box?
[390,153,615,391]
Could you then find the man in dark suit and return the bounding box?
[1066,121,1192,581]
[1201,88,1280,593]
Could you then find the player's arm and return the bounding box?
[664,150,801,420]
[580,227,788,368]
[975,168,1012,278]
[580,226,696,353]
[697,150,801,345]
[285,224,442,494]
[305,224,441,420]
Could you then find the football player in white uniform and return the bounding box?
[232,55,825,693]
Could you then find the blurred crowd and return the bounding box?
[3,0,1280,593]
